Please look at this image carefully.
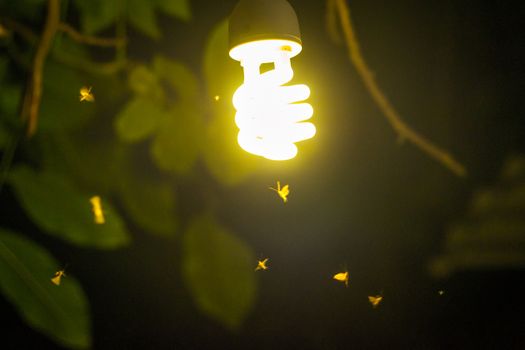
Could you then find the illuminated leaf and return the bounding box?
[73,0,119,34]
[39,61,95,132]
[40,132,125,195]
[8,166,130,249]
[202,19,259,185]
[126,0,160,39]
[155,0,191,21]
[117,159,178,237]
[115,97,166,143]
[128,65,164,100]
[0,228,91,349]
[153,55,198,100]
[182,214,256,330]
[203,19,242,103]
[150,102,203,175]
[73,0,191,38]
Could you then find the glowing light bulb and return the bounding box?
[229,40,316,160]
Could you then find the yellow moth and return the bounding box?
[51,269,66,286]
[79,86,94,102]
[438,290,445,296]
[90,196,105,224]
[269,181,289,203]
[333,271,349,287]
[255,258,269,271]
[368,295,383,308]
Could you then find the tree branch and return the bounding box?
[0,17,38,42]
[57,22,126,47]
[21,0,61,137]
[332,0,467,177]
[1,17,128,75]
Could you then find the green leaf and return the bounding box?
[9,166,130,249]
[119,179,178,237]
[0,83,23,126]
[115,97,166,143]
[39,61,95,132]
[182,214,256,330]
[40,131,126,194]
[128,65,164,100]
[150,102,203,175]
[73,0,119,34]
[155,0,191,21]
[127,0,161,39]
[203,19,242,103]
[202,19,259,185]
[153,55,198,101]
[0,228,91,349]
[118,153,178,237]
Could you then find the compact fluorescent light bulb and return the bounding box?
[229,39,316,160]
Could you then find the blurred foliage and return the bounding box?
[182,214,256,330]
[430,154,525,277]
[72,0,191,38]
[202,19,261,186]
[39,61,96,132]
[0,0,260,347]
[0,228,91,349]
[8,166,130,248]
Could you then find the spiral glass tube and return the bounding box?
[230,39,316,160]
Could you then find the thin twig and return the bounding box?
[21,0,61,137]
[0,17,38,42]
[58,22,126,47]
[333,0,466,177]
[53,51,130,75]
[2,17,128,75]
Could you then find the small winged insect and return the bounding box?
[90,196,105,224]
[51,269,66,286]
[255,258,269,271]
[333,271,349,287]
[79,86,94,102]
[438,290,445,296]
[269,181,289,203]
[368,295,383,308]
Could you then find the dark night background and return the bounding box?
[2,0,525,349]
